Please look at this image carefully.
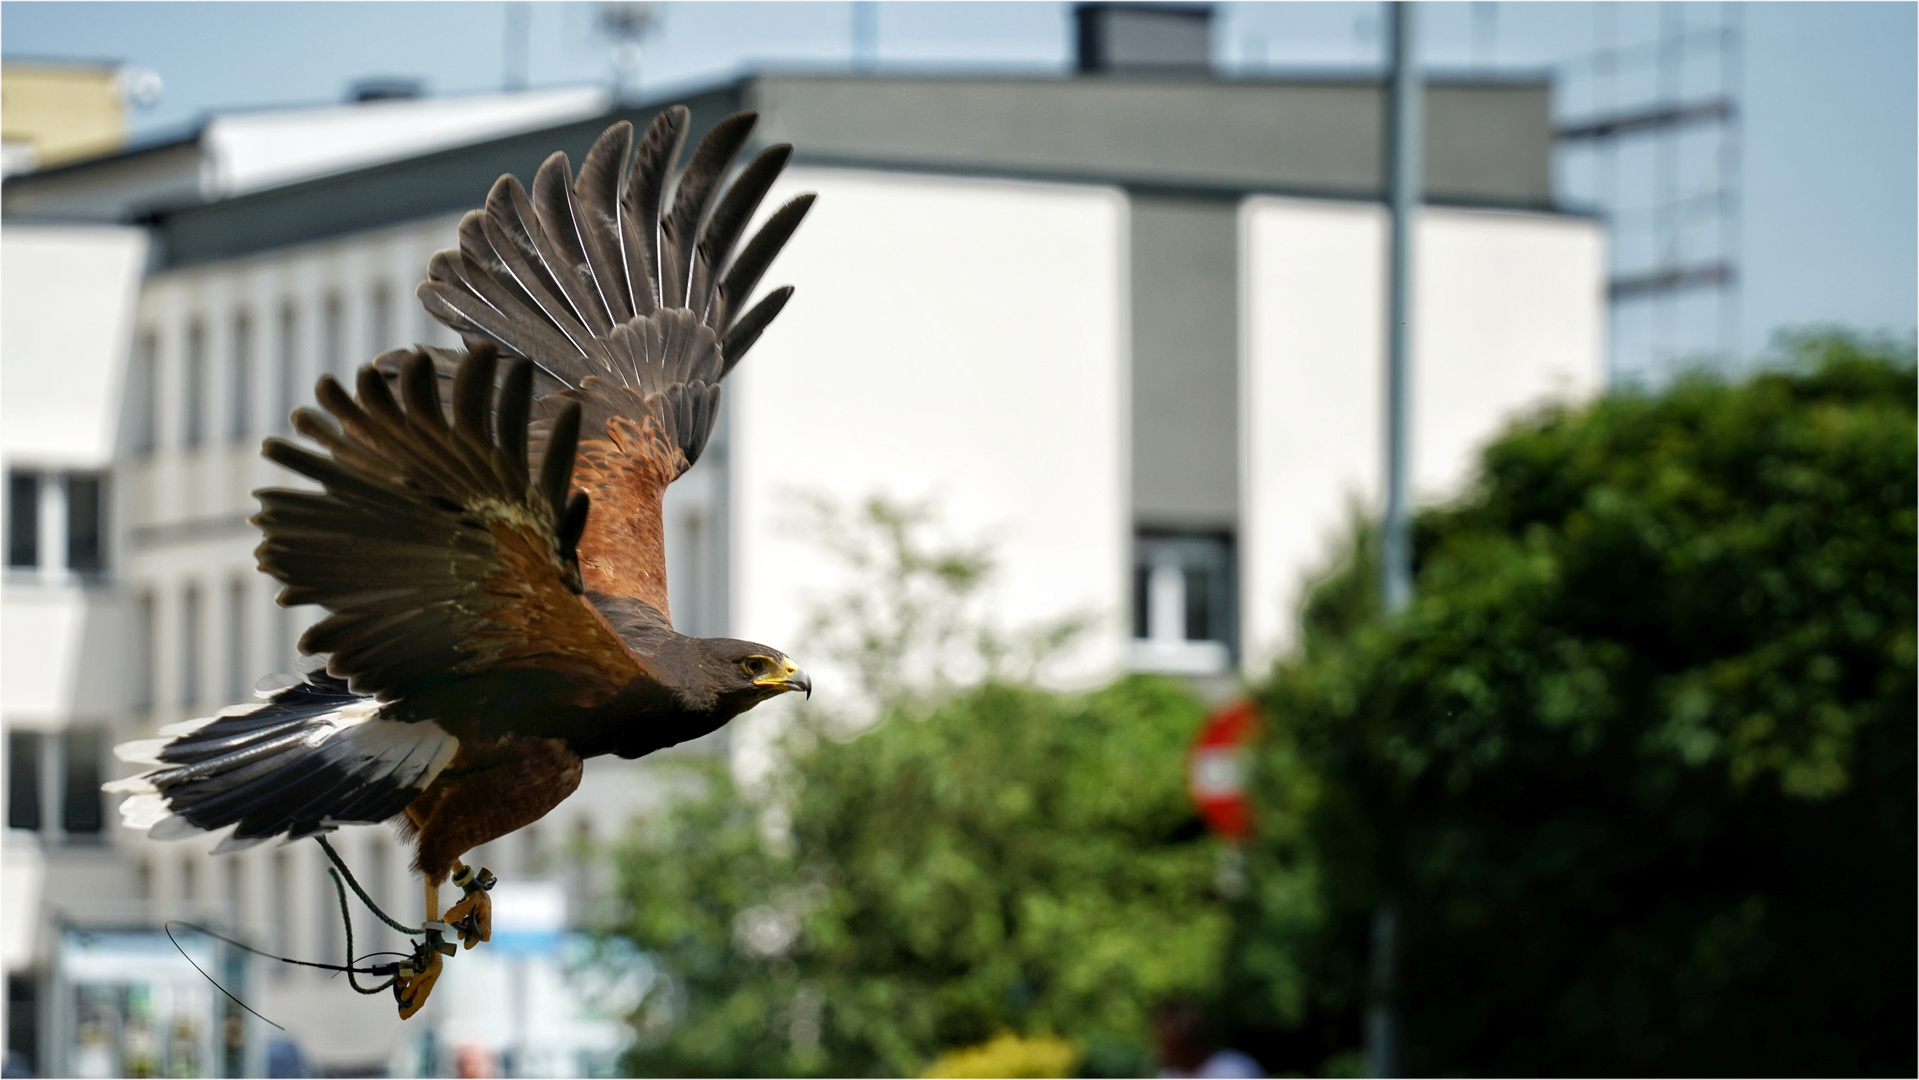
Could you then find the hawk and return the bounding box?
[108,108,815,1017]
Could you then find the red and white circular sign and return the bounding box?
[1188,699,1259,841]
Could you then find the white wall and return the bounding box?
[1239,198,1605,670]
[2,226,147,731]
[2,224,147,465]
[730,167,1132,711]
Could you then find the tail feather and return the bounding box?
[106,673,458,847]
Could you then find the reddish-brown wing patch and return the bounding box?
[571,412,688,620]
[472,520,652,706]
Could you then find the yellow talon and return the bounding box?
[394,951,443,1020]
[444,861,495,949]
[444,889,492,949]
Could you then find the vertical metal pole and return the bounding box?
[1382,1,1419,619]
[1371,6,1418,1077]
[1367,903,1400,1077]
[852,1,879,72]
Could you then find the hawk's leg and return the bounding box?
[442,860,496,949]
[393,878,458,1019]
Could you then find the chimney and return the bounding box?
[348,77,425,104]
[1075,4,1214,75]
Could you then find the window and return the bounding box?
[322,293,344,381]
[1132,532,1236,674]
[277,302,300,431]
[7,472,38,569]
[230,309,253,442]
[133,330,159,455]
[184,319,207,448]
[223,857,246,924]
[317,850,342,963]
[181,584,202,708]
[270,849,290,981]
[275,603,296,673]
[227,576,249,702]
[66,473,103,575]
[417,286,445,347]
[369,281,393,359]
[367,835,391,925]
[7,731,41,831]
[62,730,103,835]
[133,592,157,713]
[6,974,35,1076]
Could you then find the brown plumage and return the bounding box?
[109,110,816,1017]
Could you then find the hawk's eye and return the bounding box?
[741,656,773,678]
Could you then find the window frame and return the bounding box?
[183,318,208,449]
[65,472,105,577]
[7,471,40,570]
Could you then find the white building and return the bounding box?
[2,14,1603,1074]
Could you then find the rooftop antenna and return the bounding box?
[852,1,879,72]
[600,2,658,104]
[503,2,531,93]
[1371,6,1421,1075]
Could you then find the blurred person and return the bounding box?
[455,1042,498,1078]
[1153,998,1263,1079]
[265,1035,311,1078]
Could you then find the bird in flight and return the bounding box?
[109,107,815,1017]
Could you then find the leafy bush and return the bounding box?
[1227,336,1917,1075]
[610,498,1229,1077]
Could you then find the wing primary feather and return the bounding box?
[485,175,594,340]
[576,121,637,324]
[541,402,582,516]
[625,106,690,313]
[721,286,795,375]
[261,443,412,511]
[314,376,370,432]
[718,194,815,331]
[289,408,343,448]
[559,491,590,567]
[452,346,499,447]
[531,152,616,334]
[354,364,409,433]
[693,143,793,319]
[663,112,756,308]
[496,359,534,482]
[400,354,448,435]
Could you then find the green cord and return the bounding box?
[315,834,424,935]
[327,868,397,996]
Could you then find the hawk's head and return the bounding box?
[700,638,811,714]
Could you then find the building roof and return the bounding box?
[7,70,1563,272]
[1,85,608,222]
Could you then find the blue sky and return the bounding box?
[4,1,1913,369]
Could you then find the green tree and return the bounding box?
[610,497,1229,1077]
[1227,335,1917,1075]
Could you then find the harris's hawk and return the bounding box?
[108,109,814,1017]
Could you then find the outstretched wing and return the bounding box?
[415,110,814,623]
[254,347,655,716]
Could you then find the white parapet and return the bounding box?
[1239,198,1606,672]
[730,166,1133,712]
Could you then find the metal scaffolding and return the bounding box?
[1557,2,1744,383]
